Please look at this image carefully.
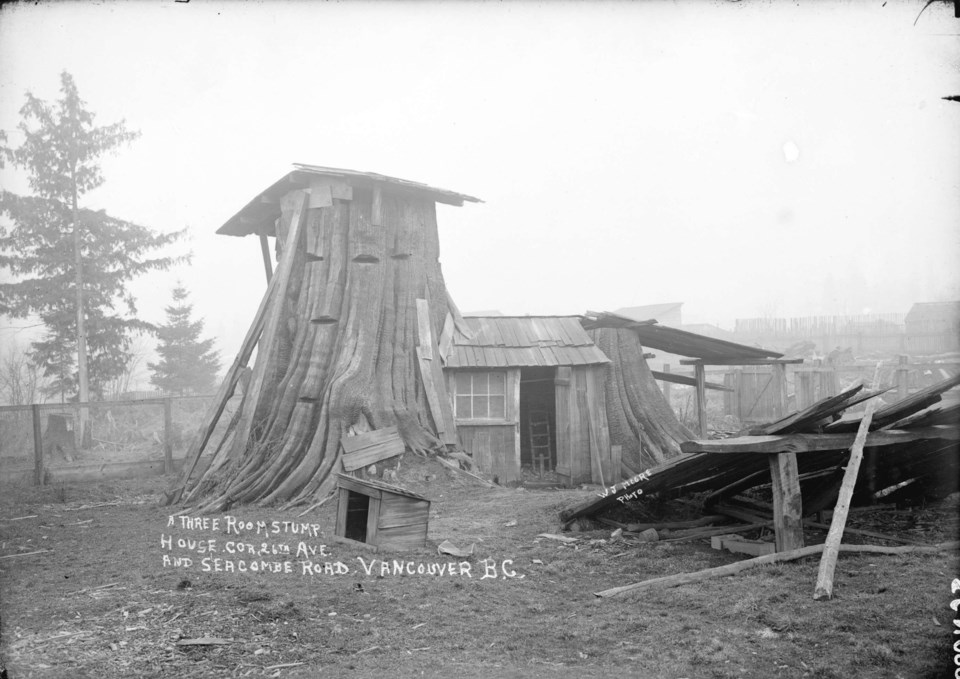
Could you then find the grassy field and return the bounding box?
[1,455,958,679]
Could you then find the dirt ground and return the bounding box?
[1,455,958,679]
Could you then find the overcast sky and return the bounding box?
[1,0,958,376]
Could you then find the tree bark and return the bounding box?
[177,188,457,509]
[588,328,693,476]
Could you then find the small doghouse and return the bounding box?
[335,474,430,550]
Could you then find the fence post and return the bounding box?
[896,355,909,401]
[694,363,707,438]
[32,404,44,486]
[163,398,173,474]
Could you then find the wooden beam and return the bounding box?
[259,235,273,283]
[163,398,173,475]
[224,191,309,464]
[593,540,960,598]
[680,427,958,455]
[813,395,879,600]
[652,370,733,392]
[694,363,707,438]
[680,358,805,366]
[768,452,804,552]
[167,266,283,503]
[414,298,457,445]
[32,404,43,487]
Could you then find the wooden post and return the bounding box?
[813,391,880,600]
[259,234,273,283]
[661,363,672,405]
[32,404,44,486]
[768,452,804,552]
[819,360,838,398]
[896,355,909,401]
[163,398,173,475]
[796,372,814,410]
[694,363,707,437]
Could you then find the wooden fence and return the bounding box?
[732,313,958,355]
[658,356,960,429]
[0,395,215,486]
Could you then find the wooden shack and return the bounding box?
[442,316,613,486]
[335,474,431,550]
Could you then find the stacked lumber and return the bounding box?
[562,374,960,523]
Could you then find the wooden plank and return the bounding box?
[366,496,381,546]
[768,452,804,552]
[814,395,879,600]
[168,240,287,501]
[554,367,572,479]
[594,541,960,598]
[226,191,309,463]
[308,179,333,208]
[651,370,733,392]
[415,299,433,360]
[680,358,804,366]
[582,387,605,487]
[336,475,384,499]
[427,346,457,445]
[416,346,444,433]
[413,298,456,445]
[437,313,455,364]
[378,496,430,529]
[259,235,273,283]
[341,426,401,454]
[750,383,866,435]
[376,522,428,550]
[335,488,350,539]
[341,437,405,472]
[679,428,952,455]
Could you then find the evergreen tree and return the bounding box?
[149,284,221,395]
[0,71,186,402]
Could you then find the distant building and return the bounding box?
[905,302,960,354]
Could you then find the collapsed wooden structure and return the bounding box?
[562,373,960,554]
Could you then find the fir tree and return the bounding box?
[149,284,221,395]
[0,71,186,403]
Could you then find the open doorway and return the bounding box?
[519,367,557,474]
[343,491,370,542]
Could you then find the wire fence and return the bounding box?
[0,394,238,485]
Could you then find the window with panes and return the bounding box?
[453,371,506,420]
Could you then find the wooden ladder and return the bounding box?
[529,411,552,476]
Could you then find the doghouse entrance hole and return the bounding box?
[344,491,370,542]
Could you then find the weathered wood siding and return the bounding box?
[555,365,611,485]
[456,424,520,483]
[447,368,521,483]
